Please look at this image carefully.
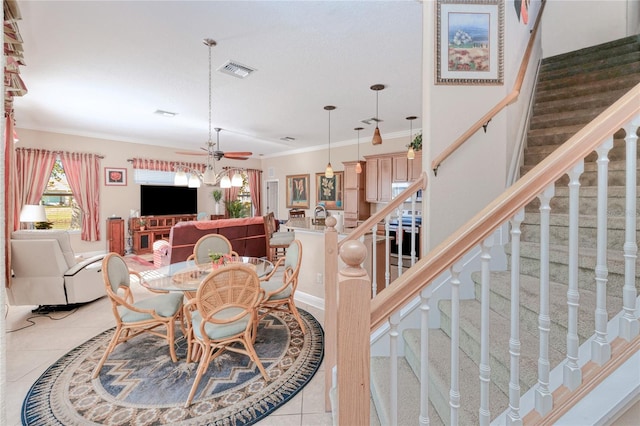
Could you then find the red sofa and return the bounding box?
[167,216,267,264]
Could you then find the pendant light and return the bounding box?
[202,38,218,186]
[354,126,364,174]
[406,116,417,160]
[324,105,335,178]
[370,84,385,145]
[174,166,188,186]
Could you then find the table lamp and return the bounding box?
[19,204,47,229]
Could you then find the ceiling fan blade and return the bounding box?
[223,152,253,159]
[175,150,208,156]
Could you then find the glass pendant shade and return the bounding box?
[174,169,188,186]
[407,146,415,160]
[220,175,232,188]
[188,173,201,188]
[325,162,334,178]
[203,166,217,185]
[355,161,362,174]
[231,172,243,187]
[372,127,382,145]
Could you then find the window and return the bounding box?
[42,159,80,230]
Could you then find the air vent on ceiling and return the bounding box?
[217,61,256,79]
[360,117,382,125]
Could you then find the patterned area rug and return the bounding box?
[22,309,324,425]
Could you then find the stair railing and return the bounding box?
[331,83,639,424]
[431,0,546,175]
[323,173,427,412]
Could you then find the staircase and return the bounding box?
[371,35,640,424]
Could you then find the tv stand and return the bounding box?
[129,214,196,254]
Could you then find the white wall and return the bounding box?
[422,0,543,247]
[541,0,635,58]
[14,128,260,254]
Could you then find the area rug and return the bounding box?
[22,309,324,425]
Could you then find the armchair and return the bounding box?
[8,230,106,307]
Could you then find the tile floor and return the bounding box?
[4,275,332,426]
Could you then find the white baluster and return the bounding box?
[535,184,554,416]
[419,286,431,426]
[362,233,375,297]
[592,138,613,365]
[389,312,400,426]
[410,193,417,266]
[449,261,463,425]
[396,206,403,279]
[385,216,391,287]
[620,117,639,341]
[479,235,494,426]
[564,160,584,390]
[507,209,525,426]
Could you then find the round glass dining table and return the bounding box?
[139,256,274,293]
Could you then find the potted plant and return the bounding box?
[212,190,223,215]
[226,200,247,218]
[407,132,422,152]
[139,219,147,231]
[208,251,232,269]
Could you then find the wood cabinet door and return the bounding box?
[379,157,393,202]
[393,155,409,182]
[107,219,125,255]
[365,159,379,202]
[409,152,422,180]
[344,163,358,189]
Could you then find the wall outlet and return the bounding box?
[316,272,323,284]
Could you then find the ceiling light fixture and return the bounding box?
[406,116,418,160]
[354,126,364,174]
[370,84,385,145]
[324,105,336,178]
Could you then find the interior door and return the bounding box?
[265,180,279,219]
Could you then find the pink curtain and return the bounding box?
[247,169,262,216]
[14,148,57,229]
[60,152,101,241]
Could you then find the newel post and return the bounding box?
[337,239,371,425]
[324,216,338,412]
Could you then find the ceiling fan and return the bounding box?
[176,128,252,160]
[175,38,252,161]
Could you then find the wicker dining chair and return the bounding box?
[182,263,269,407]
[186,233,239,266]
[257,239,305,333]
[92,253,184,379]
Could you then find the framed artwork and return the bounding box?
[286,174,310,209]
[104,167,127,186]
[315,171,343,210]
[436,0,504,85]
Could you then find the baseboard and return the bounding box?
[295,291,324,311]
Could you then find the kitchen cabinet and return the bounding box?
[393,151,422,182]
[365,155,392,202]
[342,161,370,229]
[106,218,125,255]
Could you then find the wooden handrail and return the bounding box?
[431,0,547,175]
[337,172,427,248]
[372,83,640,330]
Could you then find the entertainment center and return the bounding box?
[129,214,197,254]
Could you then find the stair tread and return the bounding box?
[437,297,567,393]
[470,270,624,342]
[398,329,509,424]
[370,356,444,425]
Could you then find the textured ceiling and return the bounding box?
[13,1,423,158]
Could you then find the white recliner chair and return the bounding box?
[8,230,106,307]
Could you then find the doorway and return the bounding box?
[265,180,279,219]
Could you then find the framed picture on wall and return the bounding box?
[104,167,127,186]
[436,0,504,85]
[286,174,310,209]
[315,171,343,210]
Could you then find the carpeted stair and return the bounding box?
[370,34,640,424]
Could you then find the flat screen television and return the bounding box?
[140,185,197,216]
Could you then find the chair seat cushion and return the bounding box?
[118,293,184,323]
[270,232,294,245]
[191,307,251,340]
[261,280,292,300]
